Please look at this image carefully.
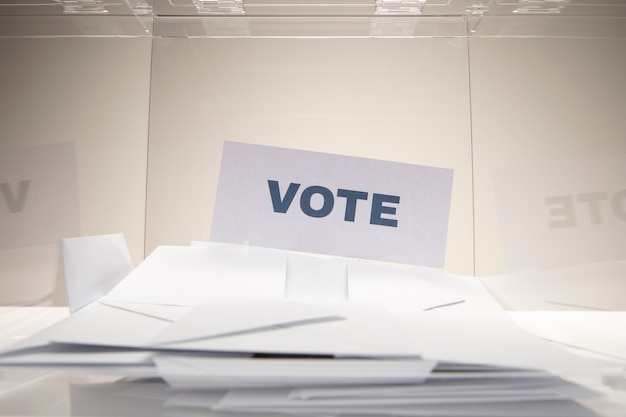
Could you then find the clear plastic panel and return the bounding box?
[470,16,626,310]
[0,18,152,305]
[0,6,625,310]
[145,16,474,275]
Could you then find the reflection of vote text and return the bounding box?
[0,180,31,213]
[546,190,626,228]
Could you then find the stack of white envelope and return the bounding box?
[0,241,612,416]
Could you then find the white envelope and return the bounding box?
[211,387,599,415]
[0,297,190,360]
[45,301,188,349]
[145,299,421,357]
[148,296,345,346]
[285,252,348,301]
[347,259,500,315]
[10,295,418,363]
[53,241,425,357]
[289,374,597,400]
[103,244,288,306]
[62,233,134,313]
[156,356,436,390]
[0,242,606,375]
[0,244,424,365]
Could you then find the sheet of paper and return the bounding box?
[509,311,626,362]
[62,233,133,313]
[285,252,348,301]
[392,309,608,372]
[98,301,191,322]
[148,296,345,346]
[347,260,501,317]
[163,388,593,416]
[213,387,598,414]
[46,302,176,349]
[0,302,190,364]
[211,141,454,267]
[151,301,421,357]
[290,374,597,400]
[103,245,287,306]
[5,296,419,363]
[26,296,420,360]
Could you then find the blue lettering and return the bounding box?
[268,180,300,213]
[268,180,399,227]
[337,189,368,222]
[370,193,400,227]
[300,186,334,218]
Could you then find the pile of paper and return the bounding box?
[150,356,598,416]
[0,242,609,416]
